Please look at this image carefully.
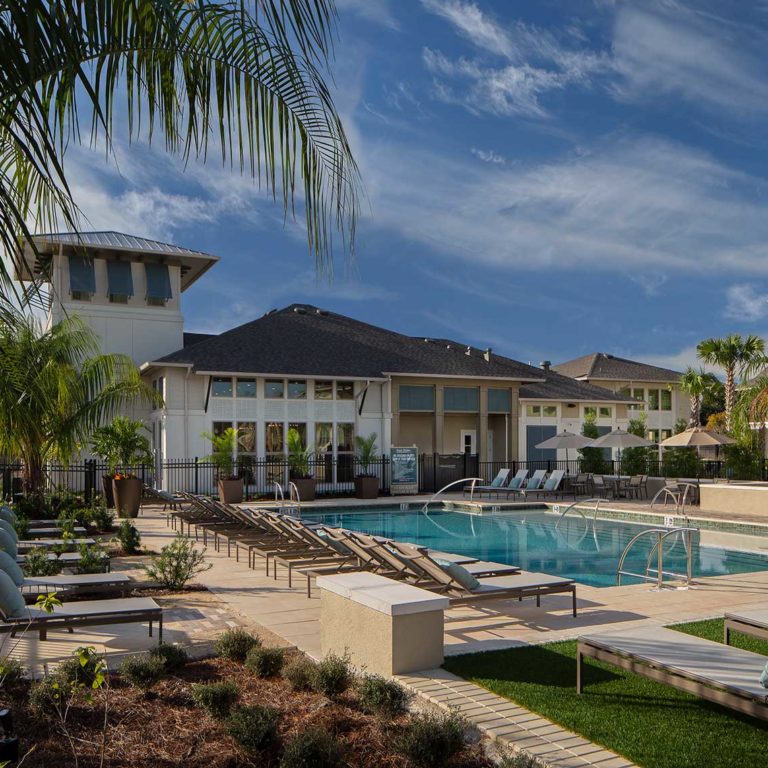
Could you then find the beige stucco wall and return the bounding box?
[398,413,434,453]
[699,484,768,518]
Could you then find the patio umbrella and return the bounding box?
[586,428,654,463]
[659,428,735,447]
[534,430,593,469]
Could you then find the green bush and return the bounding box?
[58,646,106,688]
[15,492,51,519]
[12,515,29,540]
[357,674,410,718]
[498,750,546,768]
[29,674,71,715]
[191,680,239,719]
[226,704,280,753]
[279,727,342,768]
[144,532,212,589]
[0,657,27,686]
[311,652,351,698]
[23,547,62,577]
[215,628,260,662]
[245,645,285,677]
[74,543,108,574]
[120,654,166,690]
[58,517,77,539]
[395,710,467,768]
[117,519,141,554]
[151,642,188,672]
[578,414,610,475]
[282,656,316,691]
[86,504,115,533]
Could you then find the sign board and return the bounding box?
[391,446,419,495]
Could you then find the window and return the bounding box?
[288,380,307,400]
[315,381,333,400]
[212,421,233,438]
[336,423,354,453]
[237,422,256,453]
[265,422,284,453]
[661,429,672,440]
[69,255,95,298]
[211,377,233,397]
[542,405,557,417]
[288,422,307,448]
[584,406,596,419]
[315,423,333,454]
[265,379,284,399]
[236,378,256,398]
[107,260,133,303]
[661,389,672,411]
[336,381,354,400]
[145,263,172,304]
[444,387,479,412]
[526,405,541,417]
[488,389,511,412]
[629,387,645,411]
[152,377,165,410]
[599,406,612,418]
[648,389,659,410]
[399,385,434,411]
[647,429,659,443]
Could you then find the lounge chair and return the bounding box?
[143,484,185,511]
[577,627,768,721]
[386,540,520,580]
[725,607,768,644]
[0,570,162,642]
[497,469,547,498]
[466,469,511,498]
[515,469,566,500]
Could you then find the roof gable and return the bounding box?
[553,352,681,383]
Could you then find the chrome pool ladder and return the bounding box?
[617,526,699,589]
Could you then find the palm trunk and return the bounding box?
[24,455,44,494]
[689,394,699,427]
[724,367,736,433]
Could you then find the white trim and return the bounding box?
[382,371,544,382]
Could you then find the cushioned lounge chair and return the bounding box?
[514,469,566,500]
[577,627,768,721]
[724,607,768,644]
[497,468,547,497]
[466,469,510,498]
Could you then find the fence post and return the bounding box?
[194,457,199,495]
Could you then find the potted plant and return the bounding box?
[354,432,379,499]
[91,426,119,507]
[202,428,243,503]
[92,417,152,518]
[287,427,315,501]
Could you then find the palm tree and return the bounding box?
[678,367,718,428]
[0,304,159,492]
[1,1,359,297]
[696,334,766,432]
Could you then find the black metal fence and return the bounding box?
[3,454,768,501]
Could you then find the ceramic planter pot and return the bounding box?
[290,477,316,502]
[101,475,115,508]
[112,477,142,518]
[354,476,379,499]
[218,478,244,504]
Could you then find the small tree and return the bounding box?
[620,414,650,475]
[91,417,153,476]
[578,413,608,474]
[201,428,239,480]
[355,433,378,477]
[287,427,313,479]
[144,532,212,589]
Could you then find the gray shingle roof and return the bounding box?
[183,332,216,348]
[520,370,634,402]
[553,352,682,383]
[152,305,547,380]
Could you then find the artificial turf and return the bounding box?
[443,619,768,768]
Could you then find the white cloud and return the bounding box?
[336,0,398,29]
[470,147,506,165]
[725,284,768,321]
[358,133,768,277]
[421,0,514,58]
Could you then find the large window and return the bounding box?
[527,404,557,417]
[212,421,232,437]
[336,381,354,400]
[265,422,284,453]
[399,385,434,411]
[661,389,672,411]
[315,423,333,454]
[444,387,479,412]
[265,380,284,399]
[336,423,354,453]
[648,389,659,410]
[145,263,172,305]
[488,389,511,412]
[288,380,307,400]
[315,381,333,400]
[107,260,133,303]
[288,423,307,452]
[69,255,95,300]
[152,376,165,410]
[211,377,232,397]
[599,406,612,418]
[237,422,256,454]
[236,378,256,398]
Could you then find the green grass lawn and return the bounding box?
[444,619,768,768]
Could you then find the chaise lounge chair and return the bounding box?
[514,469,566,500]
[466,469,510,498]
[496,469,547,498]
[724,606,768,644]
[577,627,768,721]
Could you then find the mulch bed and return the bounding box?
[4,652,493,767]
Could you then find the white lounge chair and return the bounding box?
[725,607,768,644]
[466,468,511,498]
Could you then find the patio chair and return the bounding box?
[591,475,610,499]
[387,540,520,580]
[497,468,546,498]
[466,468,510,498]
[640,475,649,499]
[625,475,643,500]
[570,473,591,497]
[142,484,185,511]
[0,569,162,642]
[514,469,566,500]
[724,606,768,645]
[577,627,768,721]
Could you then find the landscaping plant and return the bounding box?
[245,645,285,677]
[395,710,467,768]
[226,704,280,753]
[74,543,108,574]
[85,503,115,533]
[357,674,411,718]
[23,547,62,577]
[0,657,26,687]
[215,628,260,662]
[282,656,317,691]
[144,531,212,589]
[201,427,240,480]
[120,654,166,690]
[311,652,352,698]
[279,727,343,768]
[191,680,239,719]
[117,519,141,554]
[151,642,188,672]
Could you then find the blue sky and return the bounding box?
[63,0,768,370]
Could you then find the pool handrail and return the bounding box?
[423,477,484,510]
[616,526,699,589]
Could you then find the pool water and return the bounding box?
[300,506,768,588]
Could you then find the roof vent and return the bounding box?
[484,348,493,362]
[293,306,307,315]
[540,360,551,371]
[465,346,472,356]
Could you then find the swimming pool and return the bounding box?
[300,506,768,588]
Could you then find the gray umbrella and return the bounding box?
[586,428,654,463]
[535,430,593,469]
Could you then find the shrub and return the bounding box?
[29,674,71,715]
[0,657,27,687]
[215,628,260,662]
[58,646,106,688]
[74,543,108,574]
[395,710,467,768]
[226,704,280,753]
[121,654,166,690]
[280,727,342,768]
[86,504,115,533]
[58,517,77,539]
[498,751,546,768]
[191,680,239,719]
[12,515,29,540]
[357,674,411,718]
[245,645,285,677]
[23,547,62,577]
[311,652,351,698]
[15,492,50,519]
[281,656,316,691]
[151,642,188,672]
[144,532,212,589]
[117,519,141,554]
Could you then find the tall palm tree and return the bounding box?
[678,367,718,428]
[1,1,359,297]
[697,334,766,432]
[0,304,159,491]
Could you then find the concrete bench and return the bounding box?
[317,572,449,676]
